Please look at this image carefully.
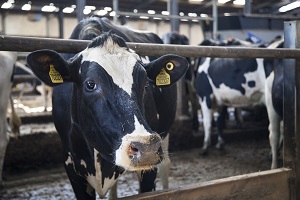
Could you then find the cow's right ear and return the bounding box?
[26,49,70,86]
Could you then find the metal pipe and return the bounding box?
[0,35,299,59]
[212,0,218,40]
[76,0,86,22]
[113,0,119,24]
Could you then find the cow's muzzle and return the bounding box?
[115,133,164,171]
[129,134,163,167]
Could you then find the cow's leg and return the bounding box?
[200,98,213,155]
[64,163,96,200]
[186,80,200,131]
[158,133,170,189]
[0,123,9,186]
[265,74,281,169]
[215,106,227,150]
[108,183,117,200]
[137,169,158,193]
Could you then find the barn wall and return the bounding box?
[0,13,204,45]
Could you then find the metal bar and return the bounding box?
[169,0,180,32]
[212,0,218,40]
[117,11,214,21]
[283,21,297,200]
[113,0,119,25]
[0,35,300,59]
[76,0,86,22]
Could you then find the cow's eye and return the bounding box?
[86,80,97,91]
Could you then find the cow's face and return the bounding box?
[26,33,188,171]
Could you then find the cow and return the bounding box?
[162,32,200,130]
[194,37,281,169]
[0,51,21,186]
[26,32,188,199]
[264,37,284,169]
[59,16,184,195]
[195,37,283,169]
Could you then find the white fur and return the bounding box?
[81,38,137,96]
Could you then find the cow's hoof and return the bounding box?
[215,142,225,150]
[199,149,208,156]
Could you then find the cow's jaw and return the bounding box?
[115,116,163,171]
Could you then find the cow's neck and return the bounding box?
[87,149,125,198]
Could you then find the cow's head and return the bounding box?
[26,33,188,171]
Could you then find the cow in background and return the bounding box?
[0,51,21,185]
[194,37,278,166]
[162,32,200,130]
[264,37,284,169]
[27,18,188,199]
[195,37,282,169]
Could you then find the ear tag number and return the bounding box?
[49,64,63,83]
[156,68,170,86]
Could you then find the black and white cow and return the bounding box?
[0,51,21,185]
[195,39,283,169]
[264,37,284,169]
[27,32,188,199]
[162,32,199,130]
[61,17,183,193]
[194,37,282,169]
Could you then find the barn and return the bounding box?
[0,0,300,199]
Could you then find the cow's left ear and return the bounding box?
[145,54,189,87]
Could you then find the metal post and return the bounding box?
[58,5,64,39]
[244,0,252,14]
[168,0,179,32]
[212,0,218,40]
[113,0,119,25]
[76,0,85,22]
[283,20,300,200]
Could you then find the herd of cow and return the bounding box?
[0,16,286,199]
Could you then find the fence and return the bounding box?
[1,21,300,200]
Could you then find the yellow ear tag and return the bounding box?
[166,62,174,71]
[49,64,63,83]
[156,68,170,86]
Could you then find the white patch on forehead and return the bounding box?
[81,38,137,96]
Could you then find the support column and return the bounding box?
[76,0,85,22]
[168,0,179,32]
[283,20,300,200]
[212,0,218,40]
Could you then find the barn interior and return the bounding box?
[1,0,299,199]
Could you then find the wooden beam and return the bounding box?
[120,168,292,200]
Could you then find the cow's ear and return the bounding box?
[26,50,70,86]
[145,54,189,87]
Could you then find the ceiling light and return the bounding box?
[200,13,208,17]
[63,7,74,13]
[233,0,245,5]
[140,16,149,19]
[83,8,91,15]
[85,5,96,10]
[41,4,57,12]
[96,10,107,16]
[279,1,300,12]
[161,11,169,15]
[133,9,138,13]
[218,0,231,3]
[109,11,116,16]
[1,2,13,9]
[179,12,184,16]
[189,0,203,2]
[188,13,197,17]
[148,10,155,14]
[22,3,31,10]
[104,7,112,11]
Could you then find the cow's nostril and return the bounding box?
[131,147,139,153]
